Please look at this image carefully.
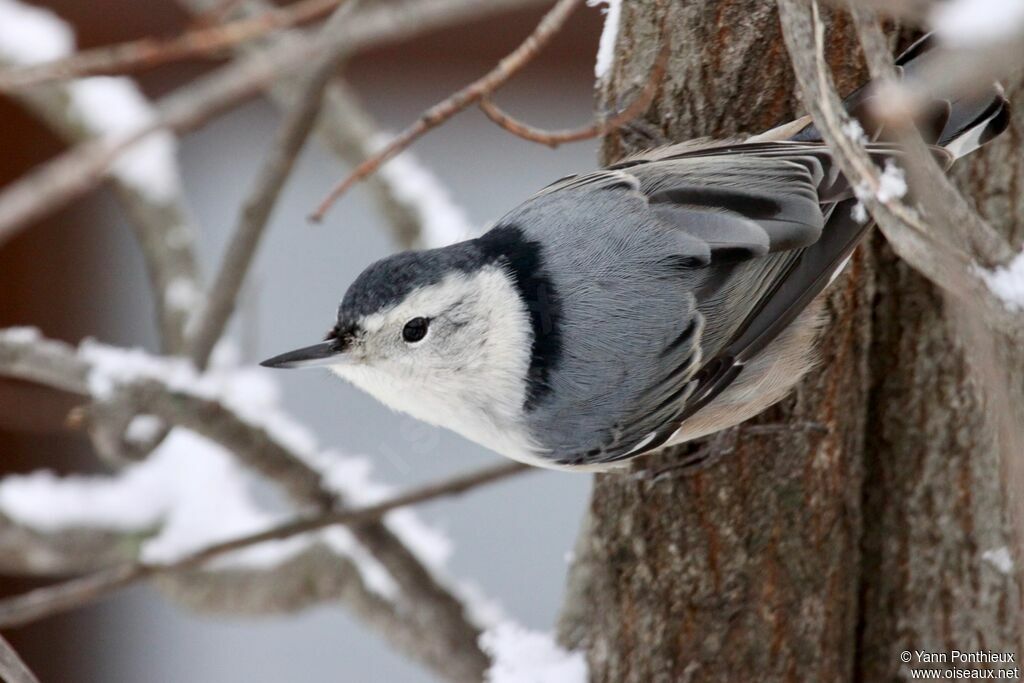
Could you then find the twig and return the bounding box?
[177,0,489,250]
[187,0,359,367]
[0,633,40,683]
[331,0,556,55]
[846,5,1024,631]
[0,513,129,576]
[478,36,670,148]
[0,461,530,628]
[848,8,1018,266]
[0,0,343,90]
[822,0,934,21]
[776,0,1022,336]
[309,0,584,222]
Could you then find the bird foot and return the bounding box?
[635,438,735,483]
[741,421,829,436]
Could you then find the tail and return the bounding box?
[791,34,1011,159]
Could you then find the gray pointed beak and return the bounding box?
[260,341,342,369]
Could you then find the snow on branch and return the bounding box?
[977,250,1024,312]
[930,0,1024,47]
[0,328,535,680]
[4,342,397,593]
[0,0,201,352]
[370,132,474,247]
[586,0,622,81]
[0,0,71,65]
[481,622,588,683]
[0,0,179,201]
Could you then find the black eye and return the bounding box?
[402,317,429,343]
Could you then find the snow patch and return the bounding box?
[977,249,1024,312]
[587,0,622,81]
[307,450,453,571]
[371,133,474,248]
[876,161,907,203]
[851,201,869,225]
[931,0,1024,48]
[481,622,587,683]
[125,415,163,444]
[0,326,42,344]
[982,546,1015,575]
[456,580,507,628]
[0,2,180,202]
[0,0,73,65]
[164,277,201,312]
[842,119,868,145]
[68,77,181,202]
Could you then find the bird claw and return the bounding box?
[617,119,672,148]
[635,438,735,483]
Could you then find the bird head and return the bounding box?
[261,237,543,458]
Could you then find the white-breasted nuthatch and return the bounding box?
[262,36,1010,471]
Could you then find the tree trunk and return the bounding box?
[558,3,1022,681]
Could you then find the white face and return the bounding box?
[328,266,541,460]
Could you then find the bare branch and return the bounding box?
[0,461,528,628]
[0,0,342,90]
[186,0,357,367]
[822,0,933,21]
[316,81,469,249]
[0,515,131,576]
[775,0,1023,336]
[309,0,584,222]
[0,633,39,683]
[832,0,1024,132]
[478,35,669,148]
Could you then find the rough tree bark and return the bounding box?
[557,2,1022,682]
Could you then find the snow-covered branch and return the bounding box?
[0,329,524,681]
[0,0,202,352]
[0,2,587,679]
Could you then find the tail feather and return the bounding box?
[792,33,1010,159]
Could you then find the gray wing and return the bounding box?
[525,141,884,466]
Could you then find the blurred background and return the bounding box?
[0,1,606,680]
